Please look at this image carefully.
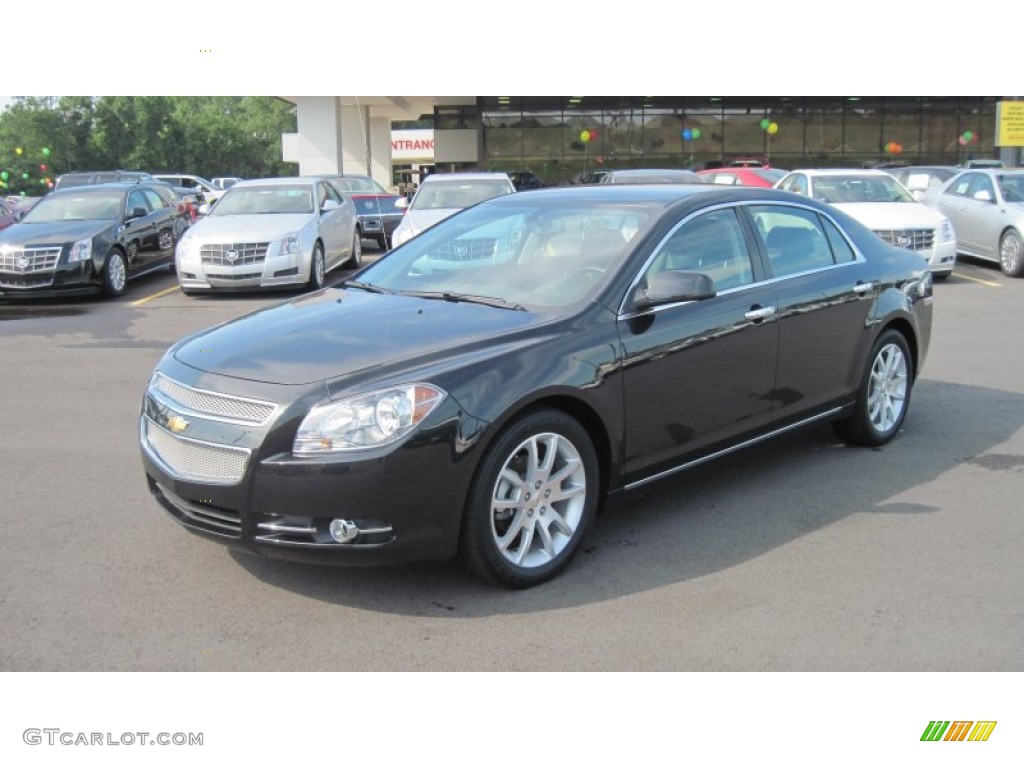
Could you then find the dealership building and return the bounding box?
[280,96,1018,188]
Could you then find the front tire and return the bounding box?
[102,250,127,298]
[306,242,326,290]
[999,228,1024,277]
[833,329,913,446]
[460,409,599,588]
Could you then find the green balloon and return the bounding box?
[963,130,974,141]
[0,171,8,181]
[42,147,51,156]
[760,118,771,130]
[21,173,29,179]
[692,128,702,139]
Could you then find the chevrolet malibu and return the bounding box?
[140,185,933,587]
[175,177,359,294]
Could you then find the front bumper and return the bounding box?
[927,240,957,276]
[176,239,310,291]
[139,366,481,567]
[0,259,100,298]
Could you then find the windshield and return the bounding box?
[812,175,915,204]
[331,176,389,194]
[355,199,658,309]
[998,175,1024,203]
[752,169,786,184]
[411,180,513,211]
[211,185,314,215]
[22,189,123,222]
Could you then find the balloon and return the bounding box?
[692,128,702,139]
[760,118,771,130]
[39,164,47,172]
[958,136,967,146]
[580,129,591,143]
[21,173,29,179]
[682,128,693,141]
[15,147,23,155]
[42,147,51,156]
[39,179,47,186]
[0,171,8,180]
[963,130,974,141]
[767,122,779,135]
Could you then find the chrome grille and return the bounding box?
[153,373,276,424]
[207,272,262,281]
[200,242,270,266]
[0,273,56,289]
[428,237,498,262]
[0,247,62,274]
[873,228,935,252]
[144,417,250,484]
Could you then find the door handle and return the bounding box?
[744,305,776,321]
[852,281,877,295]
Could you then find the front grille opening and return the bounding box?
[151,480,242,537]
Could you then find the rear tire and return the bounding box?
[460,409,599,588]
[833,329,913,446]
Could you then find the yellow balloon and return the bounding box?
[16,147,23,155]
[767,123,779,135]
[580,130,591,143]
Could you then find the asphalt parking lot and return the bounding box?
[0,251,1021,672]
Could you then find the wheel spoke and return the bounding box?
[512,525,534,565]
[535,521,556,559]
[499,468,526,490]
[549,482,586,504]
[548,456,580,487]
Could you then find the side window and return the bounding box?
[949,173,975,198]
[649,208,754,291]
[821,215,856,263]
[323,182,342,204]
[141,189,167,210]
[748,205,837,278]
[966,174,995,201]
[790,175,808,195]
[126,189,151,214]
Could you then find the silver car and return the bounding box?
[175,177,360,294]
[924,169,1024,277]
[390,172,515,248]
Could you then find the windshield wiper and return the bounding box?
[342,279,391,294]
[398,290,526,311]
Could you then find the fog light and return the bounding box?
[329,518,359,543]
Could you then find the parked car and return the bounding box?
[964,158,1004,169]
[212,176,243,190]
[697,167,786,188]
[53,170,157,191]
[570,169,611,185]
[884,166,960,202]
[508,171,545,190]
[0,197,22,231]
[140,184,933,587]
[321,174,405,250]
[174,177,360,294]
[776,168,957,279]
[923,168,1024,276]
[390,172,515,247]
[0,182,184,299]
[599,169,701,184]
[153,173,225,205]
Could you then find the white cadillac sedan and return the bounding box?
[776,169,957,279]
[390,172,515,248]
[175,177,360,294]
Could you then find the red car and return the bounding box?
[697,167,786,188]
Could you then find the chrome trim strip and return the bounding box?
[154,482,242,535]
[151,372,277,426]
[623,406,846,492]
[256,522,318,535]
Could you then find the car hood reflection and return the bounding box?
[172,287,546,385]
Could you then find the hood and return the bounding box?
[0,219,113,247]
[351,194,403,216]
[189,213,313,242]
[172,287,545,386]
[832,202,943,230]
[405,208,460,234]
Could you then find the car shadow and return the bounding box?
[231,378,1024,617]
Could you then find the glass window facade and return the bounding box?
[474,97,1001,185]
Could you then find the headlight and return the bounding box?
[938,216,955,243]
[391,224,414,247]
[293,383,446,454]
[281,232,300,255]
[68,238,92,263]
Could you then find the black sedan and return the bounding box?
[140,185,933,587]
[0,183,185,299]
[322,175,405,250]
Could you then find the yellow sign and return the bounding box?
[996,101,1024,147]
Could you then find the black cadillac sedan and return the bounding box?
[0,182,184,299]
[140,185,933,587]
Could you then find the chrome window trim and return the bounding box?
[617,199,867,319]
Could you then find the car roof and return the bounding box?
[479,183,801,209]
[48,182,142,195]
[232,177,321,187]
[788,168,895,177]
[420,172,512,183]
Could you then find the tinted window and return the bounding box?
[821,216,856,263]
[126,189,152,213]
[748,205,836,277]
[648,208,754,291]
[141,188,167,210]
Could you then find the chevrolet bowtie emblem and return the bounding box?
[167,415,190,434]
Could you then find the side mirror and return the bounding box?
[632,270,716,311]
[198,203,211,216]
[127,206,148,220]
[973,190,994,202]
[321,199,340,212]
[395,197,409,209]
